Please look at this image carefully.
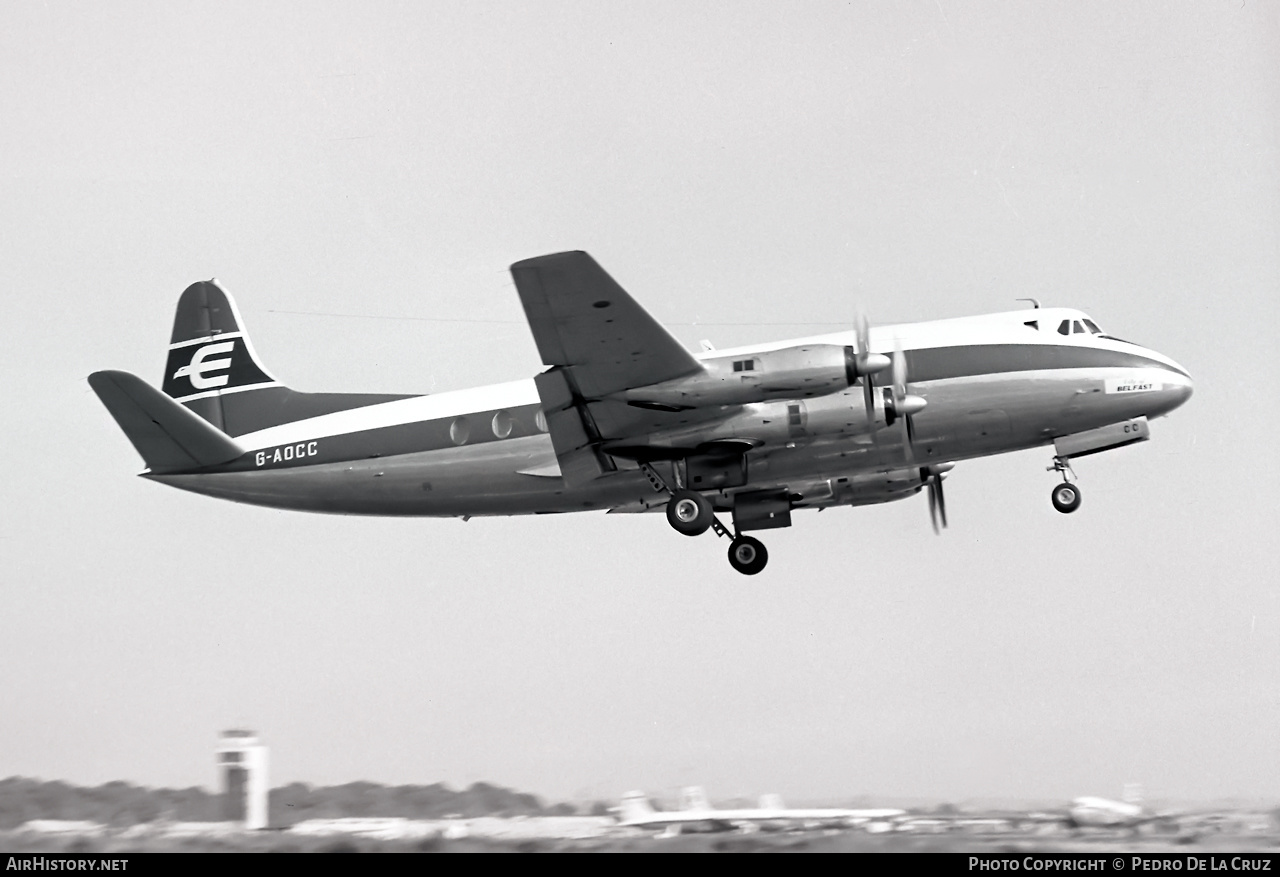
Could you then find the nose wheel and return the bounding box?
[1051,482,1082,514]
[1047,456,1082,514]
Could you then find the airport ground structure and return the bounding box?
[1,776,1276,853]
[4,816,1280,854]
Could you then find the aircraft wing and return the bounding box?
[511,252,714,486]
[510,251,702,398]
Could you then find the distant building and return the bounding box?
[216,730,269,829]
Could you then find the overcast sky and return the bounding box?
[1,1,1276,808]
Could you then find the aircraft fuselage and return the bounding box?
[149,307,1192,518]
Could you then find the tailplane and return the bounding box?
[89,370,244,473]
[162,280,412,437]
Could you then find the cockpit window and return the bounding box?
[1072,320,1085,334]
[1083,319,1102,334]
[1057,319,1070,335]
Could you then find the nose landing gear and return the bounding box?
[1047,456,1082,514]
[1051,481,1082,514]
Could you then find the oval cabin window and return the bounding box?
[492,410,513,439]
[449,416,471,446]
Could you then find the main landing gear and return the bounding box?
[727,535,768,576]
[651,471,770,576]
[1047,456,1082,514]
[665,489,714,536]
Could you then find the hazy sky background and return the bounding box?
[2,1,1276,807]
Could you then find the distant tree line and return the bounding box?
[0,777,577,829]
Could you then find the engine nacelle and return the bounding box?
[790,462,955,508]
[618,344,888,409]
[602,388,890,459]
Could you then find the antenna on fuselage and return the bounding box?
[1016,298,1042,309]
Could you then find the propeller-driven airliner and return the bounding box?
[89,251,1192,574]
[618,786,906,834]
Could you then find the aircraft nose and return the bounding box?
[1162,364,1194,411]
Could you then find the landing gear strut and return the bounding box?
[648,464,769,574]
[1047,456,1082,514]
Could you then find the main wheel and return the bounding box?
[666,489,713,536]
[727,536,768,575]
[1051,482,1082,514]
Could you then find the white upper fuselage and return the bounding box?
[229,307,1187,452]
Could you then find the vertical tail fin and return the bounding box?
[163,280,279,434]
[162,280,412,437]
[618,791,657,824]
[679,786,711,812]
[758,793,785,811]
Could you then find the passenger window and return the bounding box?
[1057,320,1070,335]
[733,359,755,373]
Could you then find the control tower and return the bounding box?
[216,729,269,829]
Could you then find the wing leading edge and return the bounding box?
[510,251,701,397]
[511,252,708,485]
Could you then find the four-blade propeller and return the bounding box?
[922,463,953,534]
[853,313,927,452]
[857,314,952,535]
[852,313,890,422]
[885,340,927,458]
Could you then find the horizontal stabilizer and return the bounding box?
[89,370,244,473]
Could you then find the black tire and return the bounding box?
[666,489,713,536]
[1051,482,1082,514]
[727,536,768,575]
